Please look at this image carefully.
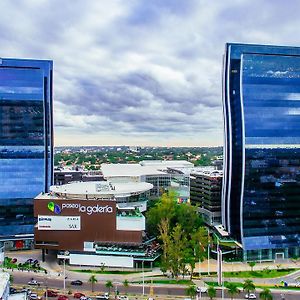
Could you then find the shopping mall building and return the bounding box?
[34,181,160,267]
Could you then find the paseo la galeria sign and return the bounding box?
[61,203,113,215]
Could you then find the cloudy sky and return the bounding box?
[1,0,300,147]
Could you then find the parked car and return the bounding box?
[71,280,83,286]
[196,287,207,293]
[117,296,128,300]
[79,297,87,300]
[74,293,85,299]
[9,287,17,294]
[58,295,69,300]
[45,290,58,297]
[29,293,41,300]
[11,258,17,263]
[245,294,257,299]
[96,293,109,300]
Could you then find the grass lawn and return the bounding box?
[132,279,193,285]
[223,268,298,279]
[205,280,300,291]
[72,269,151,275]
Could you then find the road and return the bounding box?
[9,271,300,300]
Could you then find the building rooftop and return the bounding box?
[101,163,167,178]
[37,181,153,199]
[0,272,9,298]
[139,160,194,168]
[8,293,27,300]
[191,168,223,178]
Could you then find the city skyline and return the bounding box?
[1,1,300,146]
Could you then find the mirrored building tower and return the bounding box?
[0,58,53,249]
[222,43,300,260]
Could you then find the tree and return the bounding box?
[226,283,239,300]
[185,285,197,299]
[122,279,129,295]
[88,275,97,292]
[99,263,106,272]
[243,279,255,296]
[168,224,187,278]
[248,261,256,272]
[158,218,171,264]
[259,288,273,300]
[190,226,209,277]
[146,192,177,236]
[207,286,216,300]
[105,280,113,294]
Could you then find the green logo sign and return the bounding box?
[47,201,61,214]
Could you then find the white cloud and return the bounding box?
[0,0,299,146]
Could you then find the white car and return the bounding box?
[29,293,41,300]
[28,280,39,286]
[117,296,128,300]
[245,294,256,299]
[196,286,207,293]
[96,293,109,300]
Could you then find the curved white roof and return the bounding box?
[50,181,153,198]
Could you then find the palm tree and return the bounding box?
[259,288,273,300]
[226,283,239,300]
[122,279,129,295]
[88,275,97,293]
[248,261,256,272]
[185,285,196,299]
[243,279,255,296]
[207,286,216,300]
[105,280,113,295]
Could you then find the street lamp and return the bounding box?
[63,251,69,291]
[217,248,224,300]
[142,260,145,295]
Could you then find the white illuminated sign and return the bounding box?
[38,215,81,231]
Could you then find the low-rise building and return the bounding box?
[34,181,159,268]
[0,272,10,300]
[101,160,193,199]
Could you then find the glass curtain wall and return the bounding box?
[0,58,53,238]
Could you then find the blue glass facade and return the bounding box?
[0,58,53,239]
[222,44,300,255]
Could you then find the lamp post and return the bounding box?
[63,251,69,291]
[217,248,224,300]
[142,260,145,295]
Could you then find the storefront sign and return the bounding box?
[38,215,81,230]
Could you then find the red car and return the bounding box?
[58,295,69,300]
[74,293,85,299]
[45,290,58,297]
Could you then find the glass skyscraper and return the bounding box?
[222,43,300,260]
[0,58,53,248]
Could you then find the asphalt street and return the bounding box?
[9,271,300,300]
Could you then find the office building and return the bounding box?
[222,43,300,260]
[190,169,223,226]
[0,58,53,249]
[54,168,103,185]
[34,181,160,267]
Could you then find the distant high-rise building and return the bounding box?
[222,43,300,260]
[0,58,53,249]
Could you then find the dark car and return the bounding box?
[58,295,69,300]
[71,280,83,286]
[10,287,17,294]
